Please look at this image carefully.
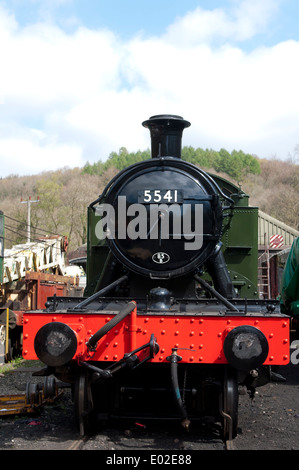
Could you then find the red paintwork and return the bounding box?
[22,307,290,366]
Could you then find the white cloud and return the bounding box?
[2,21,120,108]
[0,132,82,176]
[0,0,298,178]
[231,0,279,41]
[163,0,279,46]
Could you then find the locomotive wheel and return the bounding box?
[25,382,40,405]
[43,376,56,399]
[74,368,96,436]
[222,365,238,441]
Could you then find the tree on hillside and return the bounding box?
[243,158,299,230]
[213,149,261,181]
[83,146,260,182]
[82,148,150,176]
[35,177,64,234]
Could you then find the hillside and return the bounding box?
[0,148,298,252]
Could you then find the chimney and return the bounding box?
[142,114,190,159]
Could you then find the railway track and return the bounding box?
[66,427,237,451]
[66,435,230,453]
[63,418,230,451]
[67,436,89,450]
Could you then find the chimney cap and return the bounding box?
[142,114,191,129]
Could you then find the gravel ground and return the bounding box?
[0,360,298,451]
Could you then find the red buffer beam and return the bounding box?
[22,309,290,367]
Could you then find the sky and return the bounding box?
[0,0,299,177]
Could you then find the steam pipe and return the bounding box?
[168,349,191,431]
[86,300,136,350]
[205,245,236,299]
[73,274,128,310]
[194,274,239,312]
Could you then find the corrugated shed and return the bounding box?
[258,210,299,247]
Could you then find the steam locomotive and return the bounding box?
[22,115,290,440]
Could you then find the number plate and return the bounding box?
[138,189,184,204]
